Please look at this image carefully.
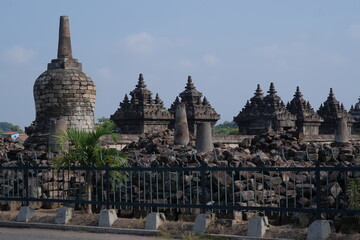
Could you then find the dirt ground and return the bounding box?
[0,209,360,240]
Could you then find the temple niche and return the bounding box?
[110,74,172,134]
[350,97,360,134]
[25,16,96,150]
[317,88,354,135]
[287,87,323,137]
[234,83,296,135]
[169,76,220,135]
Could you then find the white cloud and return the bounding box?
[203,54,219,65]
[125,32,154,54]
[347,24,360,41]
[96,67,113,82]
[1,46,37,65]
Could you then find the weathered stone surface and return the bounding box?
[145,212,166,230]
[16,206,35,222]
[335,118,349,143]
[287,87,323,137]
[196,122,213,153]
[98,209,117,227]
[174,102,189,145]
[306,220,331,240]
[192,213,214,234]
[317,88,354,135]
[55,207,73,224]
[246,216,269,237]
[111,74,172,134]
[234,83,296,135]
[169,76,220,135]
[25,16,96,150]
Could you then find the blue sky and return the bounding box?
[1,1,360,129]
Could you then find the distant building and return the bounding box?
[1,132,19,141]
[1,132,28,143]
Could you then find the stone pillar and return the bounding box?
[49,118,67,152]
[335,117,349,143]
[196,122,213,153]
[174,102,189,145]
[57,16,72,59]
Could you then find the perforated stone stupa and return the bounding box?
[169,76,220,135]
[287,86,323,137]
[110,74,172,134]
[25,16,96,150]
[234,83,296,134]
[317,88,354,134]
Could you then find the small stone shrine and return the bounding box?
[234,83,296,134]
[349,97,360,134]
[110,74,172,134]
[169,76,220,135]
[317,88,354,134]
[287,86,323,137]
[25,16,96,150]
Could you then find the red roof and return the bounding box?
[2,132,18,135]
[18,134,28,141]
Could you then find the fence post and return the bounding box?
[315,160,321,220]
[105,163,110,209]
[201,160,206,213]
[24,159,29,206]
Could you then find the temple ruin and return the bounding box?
[234,83,296,134]
[25,16,96,150]
[317,88,354,135]
[110,74,172,134]
[286,86,323,137]
[20,16,360,150]
[169,76,220,135]
[350,97,360,133]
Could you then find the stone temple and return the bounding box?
[317,88,354,134]
[234,83,296,134]
[287,86,323,137]
[25,16,96,149]
[110,74,172,134]
[169,76,220,135]
[349,97,360,134]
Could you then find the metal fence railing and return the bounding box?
[1,160,360,218]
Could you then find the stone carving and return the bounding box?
[234,83,296,135]
[287,86,323,137]
[110,74,172,134]
[25,16,96,150]
[169,76,220,135]
[317,88,354,134]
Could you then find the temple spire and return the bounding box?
[294,86,303,98]
[255,84,263,97]
[57,16,73,59]
[268,82,277,95]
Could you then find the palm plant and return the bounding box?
[54,124,127,214]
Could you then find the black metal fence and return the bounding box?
[1,161,360,218]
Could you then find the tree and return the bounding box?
[0,122,24,133]
[214,121,238,135]
[54,124,127,214]
[96,117,117,130]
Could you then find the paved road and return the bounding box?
[0,227,169,240]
